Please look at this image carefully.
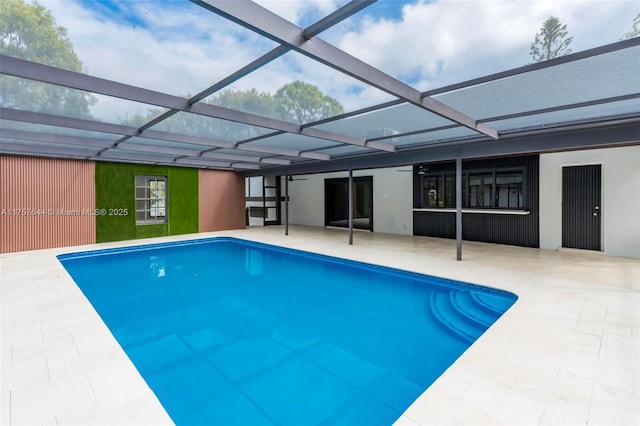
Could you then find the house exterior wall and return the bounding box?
[540,145,640,259]
[199,169,246,232]
[0,155,96,253]
[412,155,540,248]
[370,166,413,235]
[95,162,199,243]
[0,156,244,253]
[285,166,413,235]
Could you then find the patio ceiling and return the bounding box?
[1,0,639,175]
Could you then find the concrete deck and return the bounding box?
[2,226,639,425]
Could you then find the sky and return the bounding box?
[33,0,639,121]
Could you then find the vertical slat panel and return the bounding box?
[563,166,577,248]
[594,166,602,249]
[0,155,96,253]
[562,164,601,250]
[413,154,540,248]
[198,169,245,232]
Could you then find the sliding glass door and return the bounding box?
[324,176,373,231]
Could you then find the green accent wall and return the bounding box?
[95,162,198,243]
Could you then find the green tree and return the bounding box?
[134,107,254,141]
[0,0,95,117]
[274,81,344,124]
[128,82,344,136]
[621,12,640,40]
[213,88,277,117]
[529,16,573,62]
[125,89,277,140]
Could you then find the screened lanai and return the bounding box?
[1,0,638,175]
[2,4,640,424]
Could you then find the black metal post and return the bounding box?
[348,167,353,245]
[284,174,289,236]
[456,156,462,260]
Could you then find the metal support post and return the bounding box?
[348,167,353,245]
[456,156,462,260]
[284,174,289,236]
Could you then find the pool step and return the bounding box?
[429,290,504,344]
[450,292,498,329]
[471,291,514,315]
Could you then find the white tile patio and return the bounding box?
[1,226,639,425]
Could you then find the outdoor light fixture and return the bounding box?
[417,165,428,175]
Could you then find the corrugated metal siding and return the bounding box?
[199,170,246,232]
[0,155,96,253]
[413,155,540,248]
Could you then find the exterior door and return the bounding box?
[562,165,601,250]
[263,175,281,226]
[325,177,373,231]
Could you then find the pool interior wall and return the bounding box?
[57,237,517,425]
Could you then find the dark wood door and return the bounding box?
[562,165,601,250]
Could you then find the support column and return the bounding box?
[284,174,289,236]
[348,167,353,245]
[456,156,462,261]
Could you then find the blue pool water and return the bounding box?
[58,237,517,425]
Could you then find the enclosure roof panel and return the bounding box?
[1,1,638,173]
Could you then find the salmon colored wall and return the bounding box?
[199,170,246,232]
[0,156,96,253]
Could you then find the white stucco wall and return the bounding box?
[284,166,413,235]
[540,145,640,259]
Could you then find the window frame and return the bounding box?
[135,175,168,225]
[422,167,526,210]
[495,169,526,209]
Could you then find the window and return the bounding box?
[423,175,443,207]
[444,175,455,207]
[135,175,167,224]
[422,173,456,208]
[467,173,493,207]
[496,171,523,208]
[422,168,524,209]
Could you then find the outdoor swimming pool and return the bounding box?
[58,237,517,425]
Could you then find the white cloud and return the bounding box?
[36,0,281,120]
[338,0,637,89]
[253,0,342,25]
[30,0,638,121]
